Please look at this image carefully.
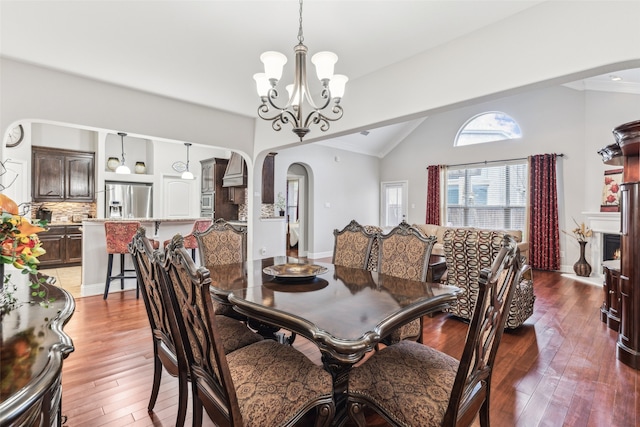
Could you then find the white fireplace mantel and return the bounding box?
[583,211,621,277]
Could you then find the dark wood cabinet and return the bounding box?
[600,119,640,369]
[32,147,95,202]
[201,158,238,221]
[38,225,83,267]
[228,187,245,205]
[262,153,276,204]
[602,260,621,331]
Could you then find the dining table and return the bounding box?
[207,256,460,423]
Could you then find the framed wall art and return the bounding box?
[601,168,623,212]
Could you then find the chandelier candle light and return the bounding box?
[254,0,348,141]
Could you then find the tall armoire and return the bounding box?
[599,119,640,369]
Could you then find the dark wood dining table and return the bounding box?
[207,256,459,423]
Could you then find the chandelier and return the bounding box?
[253,0,348,141]
[115,132,130,174]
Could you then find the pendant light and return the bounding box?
[115,132,130,174]
[181,143,194,180]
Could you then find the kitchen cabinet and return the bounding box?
[200,158,238,220]
[262,153,276,204]
[32,147,95,202]
[229,187,245,204]
[38,225,83,267]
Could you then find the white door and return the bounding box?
[381,181,408,227]
[163,176,198,218]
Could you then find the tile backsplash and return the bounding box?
[31,201,97,223]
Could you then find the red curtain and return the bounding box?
[529,154,561,270]
[426,165,441,225]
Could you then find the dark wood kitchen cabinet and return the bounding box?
[200,158,238,220]
[262,153,277,204]
[32,147,95,202]
[38,225,83,267]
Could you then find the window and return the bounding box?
[445,161,527,231]
[455,111,522,146]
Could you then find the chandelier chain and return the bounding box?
[297,0,304,44]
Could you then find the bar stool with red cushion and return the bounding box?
[104,221,141,299]
[163,219,212,261]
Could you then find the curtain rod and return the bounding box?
[443,153,564,169]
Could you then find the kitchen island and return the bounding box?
[81,218,211,297]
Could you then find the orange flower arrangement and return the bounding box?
[0,194,47,273]
[0,194,50,313]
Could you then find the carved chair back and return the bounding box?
[195,218,246,266]
[377,221,436,282]
[159,234,243,426]
[332,220,378,270]
[129,227,189,426]
[443,234,524,426]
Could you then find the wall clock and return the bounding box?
[5,124,24,148]
[172,161,187,173]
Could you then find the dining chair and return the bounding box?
[377,221,437,344]
[159,234,335,427]
[332,220,379,270]
[129,229,263,427]
[347,234,527,427]
[195,218,247,317]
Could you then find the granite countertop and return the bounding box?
[83,217,213,223]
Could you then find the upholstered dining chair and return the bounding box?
[104,221,140,299]
[195,218,246,266]
[159,234,335,427]
[129,228,263,427]
[347,234,527,427]
[377,221,437,344]
[332,220,379,270]
[194,218,247,318]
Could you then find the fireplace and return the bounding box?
[583,212,621,277]
[603,233,621,261]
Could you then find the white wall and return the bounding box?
[381,85,640,272]
[266,144,380,259]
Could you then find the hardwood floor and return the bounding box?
[59,270,639,426]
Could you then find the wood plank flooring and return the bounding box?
[59,270,639,426]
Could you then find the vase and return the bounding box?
[135,162,146,174]
[107,157,120,171]
[573,240,592,277]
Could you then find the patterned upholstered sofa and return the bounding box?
[413,225,534,329]
[412,224,529,261]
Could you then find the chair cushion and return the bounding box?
[349,340,458,427]
[215,315,263,354]
[227,340,334,427]
[385,318,421,344]
[334,230,374,269]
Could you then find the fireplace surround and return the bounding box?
[583,211,621,277]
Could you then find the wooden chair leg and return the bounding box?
[192,383,203,427]
[103,254,114,299]
[148,355,162,412]
[176,371,188,427]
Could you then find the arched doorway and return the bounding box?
[286,163,309,257]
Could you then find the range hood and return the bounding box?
[222,152,247,187]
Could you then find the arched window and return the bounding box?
[455,111,522,146]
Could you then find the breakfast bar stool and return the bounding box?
[163,219,212,261]
[104,221,141,299]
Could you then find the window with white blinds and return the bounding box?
[445,160,528,230]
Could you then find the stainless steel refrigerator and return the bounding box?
[105,182,153,218]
